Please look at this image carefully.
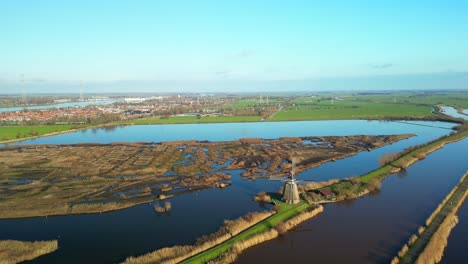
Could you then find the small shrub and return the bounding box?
[378,152,398,166]
[368,178,382,191]
[271,204,280,212]
[253,191,271,203]
[164,201,172,211]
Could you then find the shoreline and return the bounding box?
[123,201,322,264]
[0,239,58,264]
[0,116,460,145]
[0,123,121,145]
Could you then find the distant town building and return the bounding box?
[124,97,146,103]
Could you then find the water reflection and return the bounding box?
[396,168,408,178]
[440,106,468,120]
[8,120,455,146]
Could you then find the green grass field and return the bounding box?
[116,115,262,125]
[272,101,432,121]
[223,98,283,108]
[343,93,468,108]
[181,201,310,264]
[0,125,78,141]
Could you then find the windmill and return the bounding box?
[283,157,301,204]
[270,157,305,204]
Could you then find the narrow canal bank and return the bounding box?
[395,171,468,264]
[440,199,468,263]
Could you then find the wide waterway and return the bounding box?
[0,120,464,263]
[440,106,468,120]
[8,120,454,145]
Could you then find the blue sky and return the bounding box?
[1,0,468,93]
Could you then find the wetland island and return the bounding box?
[0,134,411,219]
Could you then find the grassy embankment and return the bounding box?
[209,205,324,264]
[0,124,79,142]
[124,211,274,264]
[358,129,468,184]
[391,171,468,264]
[0,240,58,264]
[180,201,311,264]
[124,201,321,264]
[314,129,468,202]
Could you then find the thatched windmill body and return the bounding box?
[281,157,301,204]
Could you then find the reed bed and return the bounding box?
[275,205,324,234]
[415,214,459,264]
[154,201,172,213]
[0,240,58,264]
[303,179,340,190]
[123,211,273,264]
[209,205,323,264]
[253,191,271,203]
[208,229,279,264]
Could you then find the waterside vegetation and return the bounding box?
[123,211,274,264]
[0,240,58,264]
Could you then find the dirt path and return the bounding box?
[263,105,284,121]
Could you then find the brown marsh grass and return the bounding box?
[303,179,340,191]
[208,229,279,264]
[0,240,58,264]
[275,205,324,234]
[253,191,271,203]
[211,206,324,264]
[416,214,459,264]
[154,202,171,213]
